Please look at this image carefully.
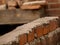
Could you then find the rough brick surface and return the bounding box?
[27,30,35,42]
[35,26,43,38]
[43,24,50,35]
[19,34,27,45]
[0,17,59,45]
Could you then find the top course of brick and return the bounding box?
[0,17,59,45]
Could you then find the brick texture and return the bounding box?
[27,30,35,43]
[46,0,60,16]
[43,24,50,35]
[35,26,43,38]
[49,20,58,32]
[19,34,27,45]
[0,17,59,45]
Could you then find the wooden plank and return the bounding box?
[0,9,43,24]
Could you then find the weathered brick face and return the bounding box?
[27,30,35,43]
[0,17,60,45]
[19,34,27,45]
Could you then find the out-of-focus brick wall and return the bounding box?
[46,0,60,16]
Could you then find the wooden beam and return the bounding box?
[0,9,42,24]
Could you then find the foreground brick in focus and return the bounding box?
[19,34,27,45]
[43,24,50,35]
[0,17,59,45]
[35,26,43,38]
[27,30,35,43]
[49,20,58,32]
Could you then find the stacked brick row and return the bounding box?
[46,0,60,16]
[0,17,59,45]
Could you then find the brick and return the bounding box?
[27,30,35,42]
[21,4,41,9]
[43,24,50,35]
[49,3,60,9]
[49,20,58,32]
[35,26,43,38]
[46,10,60,15]
[21,0,47,9]
[19,34,27,45]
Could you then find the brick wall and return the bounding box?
[0,17,59,45]
[46,0,60,16]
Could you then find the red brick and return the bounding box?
[49,20,58,32]
[21,4,41,9]
[49,3,60,8]
[19,34,27,45]
[43,24,50,35]
[46,10,60,14]
[46,9,60,16]
[27,30,35,42]
[35,26,43,38]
